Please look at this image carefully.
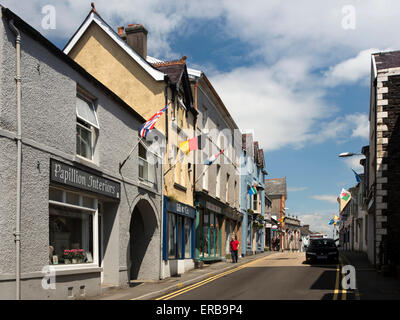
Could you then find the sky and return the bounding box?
[3,0,398,234]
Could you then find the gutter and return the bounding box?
[8,18,22,300]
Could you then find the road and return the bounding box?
[156,251,354,300]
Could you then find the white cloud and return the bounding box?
[343,154,365,172]
[297,211,337,235]
[324,48,393,86]
[310,195,339,204]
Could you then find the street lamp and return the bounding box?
[338,152,363,158]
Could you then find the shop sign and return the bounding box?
[167,200,196,219]
[206,201,222,214]
[50,159,120,199]
[265,223,272,228]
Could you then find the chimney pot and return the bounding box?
[118,26,124,35]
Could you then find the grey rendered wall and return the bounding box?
[0,15,162,299]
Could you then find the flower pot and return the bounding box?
[72,258,78,264]
[64,259,71,264]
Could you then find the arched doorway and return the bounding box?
[129,198,159,281]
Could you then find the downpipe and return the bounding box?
[9,18,22,300]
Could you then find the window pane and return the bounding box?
[139,158,148,180]
[139,143,147,159]
[77,124,92,160]
[184,218,192,258]
[210,213,215,256]
[177,216,183,259]
[49,205,93,265]
[76,95,99,128]
[203,213,209,258]
[49,188,63,202]
[66,192,80,206]
[82,196,95,209]
[168,213,176,259]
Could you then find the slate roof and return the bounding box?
[151,57,187,84]
[265,177,287,197]
[373,50,400,70]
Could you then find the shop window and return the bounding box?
[184,218,192,258]
[168,213,176,259]
[177,216,183,259]
[48,188,98,266]
[49,205,93,265]
[76,95,99,161]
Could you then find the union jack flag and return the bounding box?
[139,105,168,138]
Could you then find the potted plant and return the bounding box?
[70,249,78,263]
[76,249,85,263]
[63,249,73,264]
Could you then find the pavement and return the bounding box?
[87,251,276,300]
[340,250,400,300]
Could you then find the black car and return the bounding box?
[306,238,339,263]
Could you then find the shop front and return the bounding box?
[48,159,121,297]
[162,197,196,277]
[195,193,226,262]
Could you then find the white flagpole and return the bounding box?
[119,136,144,173]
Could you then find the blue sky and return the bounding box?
[4,0,399,233]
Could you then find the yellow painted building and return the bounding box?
[65,8,198,277]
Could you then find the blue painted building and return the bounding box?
[240,134,267,256]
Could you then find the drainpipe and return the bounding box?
[159,78,169,280]
[9,18,22,300]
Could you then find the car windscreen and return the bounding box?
[309,239,336,247]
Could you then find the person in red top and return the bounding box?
[230,234,239,263]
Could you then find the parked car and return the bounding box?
[305,238,339,264]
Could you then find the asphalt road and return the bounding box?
[156,252,354,300]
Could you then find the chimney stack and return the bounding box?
[120,23,148,59]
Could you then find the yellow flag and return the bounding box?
[179,140,189,154]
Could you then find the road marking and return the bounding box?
[153,255,271,300]
[333,263,340,300]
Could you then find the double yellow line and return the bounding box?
[333,258,347,300]
[154,256,268,300]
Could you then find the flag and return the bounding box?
[179,134,206,154]
[278,216,285,224]
[204,150,224,165]
[333,215,339,221]
[139,105,168,138]
[248,185,257,195]
[328,218,334,225]
[352,168,361,183]
[340,188,351,201]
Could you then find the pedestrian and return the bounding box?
[272,237,276,251]
[230,234,239,263]
[290,233,294,252]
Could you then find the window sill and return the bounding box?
[49,264,102,276]
[73,155,101,172]
[174,183,187,192]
